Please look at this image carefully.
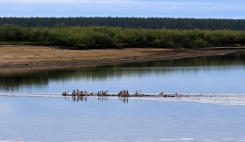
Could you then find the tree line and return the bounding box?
[1,17,245,30]
[1,24,244,49]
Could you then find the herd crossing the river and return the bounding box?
[62,89,180,98]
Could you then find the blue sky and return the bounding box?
[0,0,244,19]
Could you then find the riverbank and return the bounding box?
[0,45,245,73]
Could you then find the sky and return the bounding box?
[0,0,245,19]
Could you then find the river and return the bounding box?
[1,52,245,142]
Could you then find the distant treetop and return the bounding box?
[0,17,245,30]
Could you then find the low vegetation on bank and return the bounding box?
[0,24,245,49]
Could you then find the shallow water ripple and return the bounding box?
[1,96,245,141]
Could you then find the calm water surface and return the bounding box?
[1,52,245,142]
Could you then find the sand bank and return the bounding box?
[0,45,244,73]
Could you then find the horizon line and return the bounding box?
[1,16,245,20]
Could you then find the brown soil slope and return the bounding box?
[0,45,244,73]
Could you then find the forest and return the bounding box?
[1,17,245,30]
[0,24,244,49]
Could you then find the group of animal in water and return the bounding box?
[62,89,180,98]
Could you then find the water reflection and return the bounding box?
[0,51,245,93]
[64,95,88,102]
[1,52,245,142]
[98,96,109,102]
[1,96,245,141]
[64,95,129,103]
[119,97,129,103]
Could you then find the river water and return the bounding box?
[0,52,245,142]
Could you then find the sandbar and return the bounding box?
[0,45,244,73]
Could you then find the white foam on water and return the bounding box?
[119,93,245,106]
[157,138,194,141]
[176,93,245,106]
[0,140,41,142]
[0,92,62,98]
[1,92,245,106]
[1,138,245,142]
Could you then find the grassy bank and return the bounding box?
[1,24,245,49]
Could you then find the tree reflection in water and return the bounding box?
[1,51,245,91]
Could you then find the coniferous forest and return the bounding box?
[1,17,245,30]
[0,17,245,49]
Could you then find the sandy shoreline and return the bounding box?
[0,45,245,73]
